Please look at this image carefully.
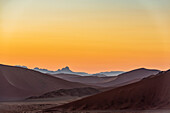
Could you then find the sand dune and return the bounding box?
[53,68,159,88]
[98,68,160,87]
[0,64,90,101]
[51,70,170,111]
[27,87,100,99]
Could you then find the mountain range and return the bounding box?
[16,65,124,76]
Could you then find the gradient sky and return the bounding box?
[0,0,170,73]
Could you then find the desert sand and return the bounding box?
[0,64,90,101]
[0,96,81,113]
[50,70,170,111]
[98,68,160,87]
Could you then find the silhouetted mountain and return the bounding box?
[91,74,107,77]
[33,66,89,76]
[95,71,124,76]
[15,65,28,69]
[33,67,56,73]
[57,66,72,72]
[32,66,124,76]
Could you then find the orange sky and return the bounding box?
[0,0,170,73]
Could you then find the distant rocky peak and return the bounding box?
[63,66,70,70]
[34,67,39,69]
[59,66,72,72]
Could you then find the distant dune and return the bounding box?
[98,68,160,87]
[53,73,117,84]
[52,70,170,111]
[0,64,90,101]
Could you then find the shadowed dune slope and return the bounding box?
[98,68,160,87]
[27,87,100,99]
[0,64,90,101]
[52,70,170,110]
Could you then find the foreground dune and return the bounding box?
[0,64,90,101]
[49,70,170,111]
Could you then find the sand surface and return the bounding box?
[0,96,81,113]
[54,71,170,110]
[1,101,170,113]
[0,64,90,101]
